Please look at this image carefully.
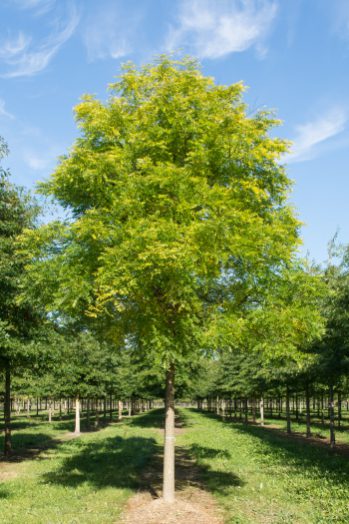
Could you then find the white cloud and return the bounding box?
[0,3,79,77]
[10,0,56,16]
[166,0,278,59]
[83,2,139,61]
[0,98,14,119]
[286,108,347,163]
[23,146,59,171]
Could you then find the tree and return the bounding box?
[0,138,40,456]
[22,56,302,501]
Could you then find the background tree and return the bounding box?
[0,138,41,456]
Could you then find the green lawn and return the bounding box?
[0,412,163,524]
[177,409,349,524]
[1,409,349,523]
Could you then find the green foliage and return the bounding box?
[22,56,304,370]
[0,138,41,366]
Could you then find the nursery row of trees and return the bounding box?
[0,56,343,502]
[193,245,349,447]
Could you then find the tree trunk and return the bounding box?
[305,385,311,437]
[4,362,12,457]
[260,397,264,426]
[338,391,342,429]
[163,364,175,503]
[95,400,100,428]
[74,397,81,435]
[286,387,291,434]
[118,400,123,421]
[329,385,335,449]
[87,398,90,429]
[244,397,248,424]
[109,394,113,421]
[48,400,52,423]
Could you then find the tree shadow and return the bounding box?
[128,409,165,429]
[0,486,10,499]
[41,413,243,499]
[42,435,160,491]
[195,409,349,489]
[0,433,66,462]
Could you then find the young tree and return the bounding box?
[0,138,40,456]
[22,57,303,501]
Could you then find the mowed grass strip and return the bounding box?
[177,409,349,524]
[0,411,163,524]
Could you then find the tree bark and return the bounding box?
[305,385,311,437]
[74,397,81,435]
[4,362,12,457]
[338,391,342,429]
[260,396,264,426]
[163,364,175,503]
[329,384,335,449]
[118,400,123,421]
[286,387,291,434]
[48,400,52,423]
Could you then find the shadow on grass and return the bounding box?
[0,486,10,499]
[42,409,243,498]
[193,409,349,489]
[0,433,65,462]
[128,409,165,429]
[42,435,160,491]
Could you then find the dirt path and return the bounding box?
[120,423,224,524]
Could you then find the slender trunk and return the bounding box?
[163,364,175,503]
[118,400,123,421]
[103,397,107,421]
[109,394,113,421]
[74,397,81,435]
[244,398,248,424]
[305,385,311,437]
[286,388,291,434]
[87,398,90,429]
[95,400,100,428]
[329,385,335,449]
[48,400,52,423]
[128,399,132,417]
[295,394,299,423]
[4,362,12,457]
[252,398,257,423]
[338,391,342,429]
[260,396,264,426]
[222,398,226,419]
[36,397,39,417]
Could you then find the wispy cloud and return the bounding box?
[9,0,56,16]
[285,108,348,163]
[23,149,54,170]
[82,1,142,61]
[0,98,14,119]
[0,3,79,77]
[166,0,278,59]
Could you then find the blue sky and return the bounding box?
[0,0,349,263]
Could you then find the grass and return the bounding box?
[177,409,349,524]
[1,409,349,523]
[0,412,163,524]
